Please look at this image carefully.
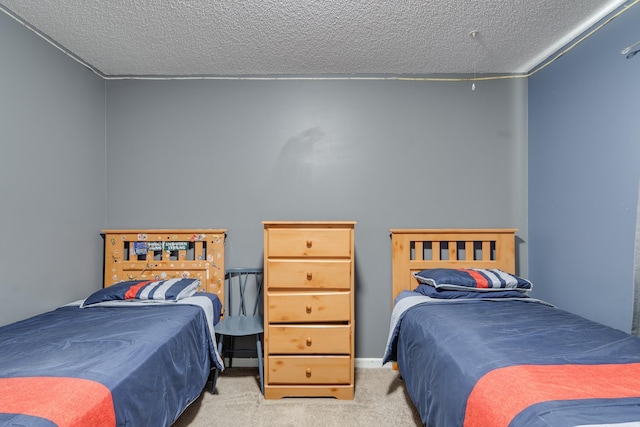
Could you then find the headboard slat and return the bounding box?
[433,242,441,261]
[448,242,457,262]
[465,241,473,261]
[415,241,424,261]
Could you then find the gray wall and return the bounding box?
[529,4,640,332]
[106,78,528,357]
[0,12,106,326]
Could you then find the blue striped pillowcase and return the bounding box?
[414,268,532,292]
[82,278,200,307]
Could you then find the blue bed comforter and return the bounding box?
[384,292,640,427]
[0,293,223,427]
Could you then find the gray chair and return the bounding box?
[214,268,264,394]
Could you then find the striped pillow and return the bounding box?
[82,278,200,307]
[414,268,532,292]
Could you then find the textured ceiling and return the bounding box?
[0,0,633,78]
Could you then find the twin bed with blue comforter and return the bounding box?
[385,229,640,427]
[0,229,227,427]
[0,294,223,426]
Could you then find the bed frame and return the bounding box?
[390,229,518,301]
[102,229,226,302]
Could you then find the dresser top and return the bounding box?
[263,221,355,226]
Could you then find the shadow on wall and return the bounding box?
[273,126,357,187]
[274,126,329,193]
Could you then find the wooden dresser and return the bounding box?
[263,221,355,400]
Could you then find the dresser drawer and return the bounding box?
[267,260,351,289]
[268,325,351,354]
[267,292,350,322]
[267,228,352,258]
[267,356,351,384]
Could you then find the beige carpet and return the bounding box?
[174,367,423,427]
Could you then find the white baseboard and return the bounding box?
[355,358,388,368]
[222,358,259,368]
[222,357,391,369]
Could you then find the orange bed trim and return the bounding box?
[464,363,640,427]
[0,377,116,426]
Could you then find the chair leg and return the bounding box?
[217,336,225,369]
[213,336,224,394]
[217,336,224,360]
[256,333,264,395]
[211,367,219,394]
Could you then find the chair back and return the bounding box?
[224,268,263,318]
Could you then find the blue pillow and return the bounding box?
[82,278,200,307]
[413,268,532,292]
[414,284,529,299]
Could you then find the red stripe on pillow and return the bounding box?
[461,269,489,288]
[464,363,640,427]
[124,280,152,299]
[0,377,116,426]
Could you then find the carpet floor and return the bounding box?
[173,367,422,427]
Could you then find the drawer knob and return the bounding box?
[306,239,313,248]
[306,305,312,314]
[306,368,312,377]
[306,272,312,280]
[306,337,312,346]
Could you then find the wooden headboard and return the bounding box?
[102,229,226,302]
[390,229,518,302]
